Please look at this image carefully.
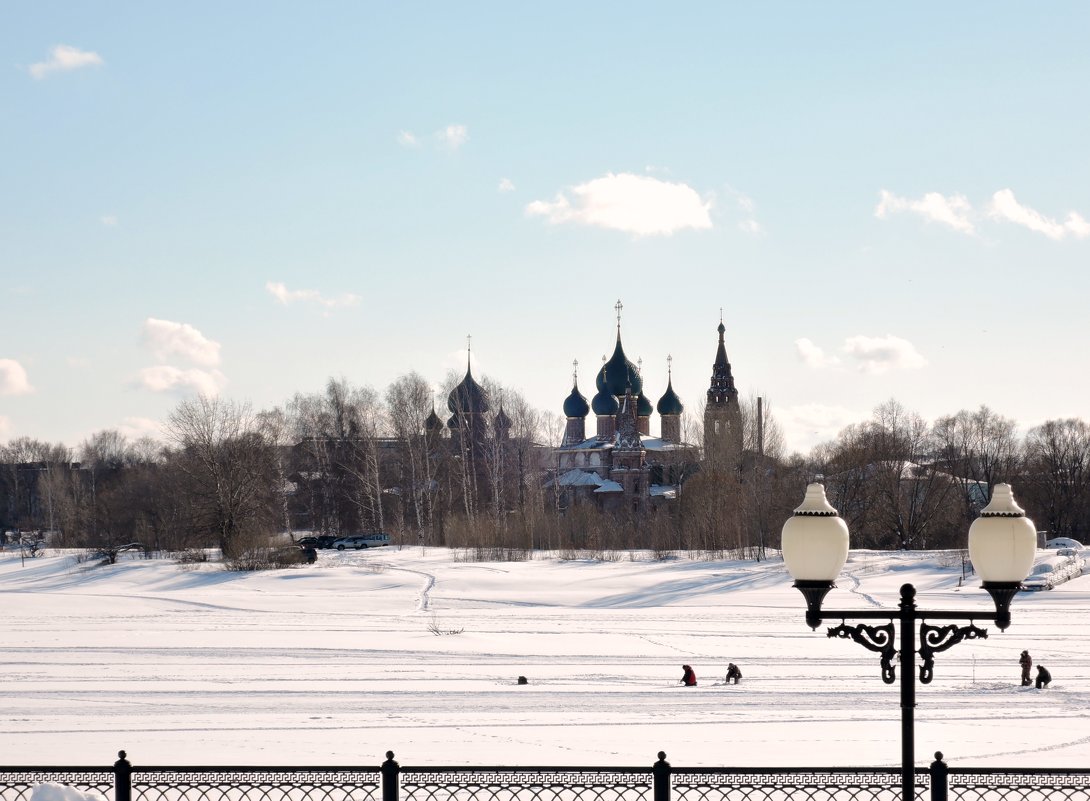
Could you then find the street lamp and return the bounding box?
[781,482,1036,801]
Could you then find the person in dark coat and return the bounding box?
[1036,665,1052,689]
[1019,650,1032,686]
[680,664,697,686]
[725,663,742,684]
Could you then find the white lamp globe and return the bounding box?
[968,483,1036,584]
[782,483,850,583]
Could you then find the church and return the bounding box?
[551,302,744,512]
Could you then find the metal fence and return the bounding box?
[2,751,1088,801]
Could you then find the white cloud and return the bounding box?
[498,178,515,193]
[0,359,34,395]
[29,45,103,79]
[100,214,118,226]
[436,124,468,150]
[988,189,1090,240]
[794,338,839,369]
[265,281,361,309]
[778,404,859,453]
[843,334,927,374]
[118,416,164,439]
[138,366,226,396]
[738,219,764,235]
[397,130,419,147]
[526,172,713,237]
[875,189,975,234]
[141,318,221,367]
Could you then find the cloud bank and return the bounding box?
[876,187,1089,240]
[526,172,712,237]
[796,335,927,375]
[142,318,221,367]
[30,45,103,79]
[266,281,360,309]
[0,359,34,395]
[138,366,226,396]
[875,190,975,234]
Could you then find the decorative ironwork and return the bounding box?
[132,769,379,801]
[827,621,897,684]
[0,771,113,801]
[917,622,988,684]
[672,767,923,801]
[950,769,1090,801]
[398,768,650,801]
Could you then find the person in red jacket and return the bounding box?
[680,664,697,686]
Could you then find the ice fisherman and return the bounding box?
[1019,650,1032,686]
[1036,665,1052,689]
[680,664,697,686]
[725,663,742,684]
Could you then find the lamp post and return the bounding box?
[781,482,1036,801]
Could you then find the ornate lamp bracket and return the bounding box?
[828,620,897,684]
[917,620,988,684]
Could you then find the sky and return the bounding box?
[3,3,1089,453]
[4,545,1089,767]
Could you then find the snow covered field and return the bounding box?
[2,547,1088,770]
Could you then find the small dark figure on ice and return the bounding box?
[1019,650,1032,686]
[725,663,742,684]
[680,664,697,686]
[1036,665,1051,689]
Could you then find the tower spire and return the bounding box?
[615,299,623,332]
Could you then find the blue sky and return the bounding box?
[2,3,1089,453]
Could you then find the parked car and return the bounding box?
[332,533,390,550]
[295,536,320,547]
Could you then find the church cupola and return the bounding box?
[425,407,444,433]
[494,404,512,440]
[562,360,590,446]
[657,355,684,442]
[592,359,619,441]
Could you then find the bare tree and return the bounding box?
[1021,418,1090,541]
[164,395,279,558]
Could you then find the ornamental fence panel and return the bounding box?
[3,751,1090,801]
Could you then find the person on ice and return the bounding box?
[680,664,697,686]
[1036,665,1052,689]
[1019,650,1032,686]
[725,663,742,684]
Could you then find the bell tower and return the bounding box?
[703,314,742,467]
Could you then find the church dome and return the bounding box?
[563,381,590,418]
[657,380,684,416]
[596,335,643,398]
[494,405,512,434]
[425,409,443,431]
[591,389,619,416]
[637,393,653,417]
[447,365,490,415]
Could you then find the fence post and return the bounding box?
[381,751,400,801]
[653,751,670,801]
[114,750,132,801]
[930,751,948,801]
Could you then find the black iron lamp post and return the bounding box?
[780,482,1037,801]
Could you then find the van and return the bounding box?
[332,533,390,550]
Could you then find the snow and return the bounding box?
[2,547,1089,770]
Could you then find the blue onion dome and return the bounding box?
[637,392,653,417]
[657,379,684,416]
[563,380,590,418]
[425,409,443,431]
[596,335,643,397]
[447,365,490,415]
[446,414,458,429]
[494,406,512,432]
[591,388,619,416]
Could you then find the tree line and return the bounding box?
[2,375,1088,560]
